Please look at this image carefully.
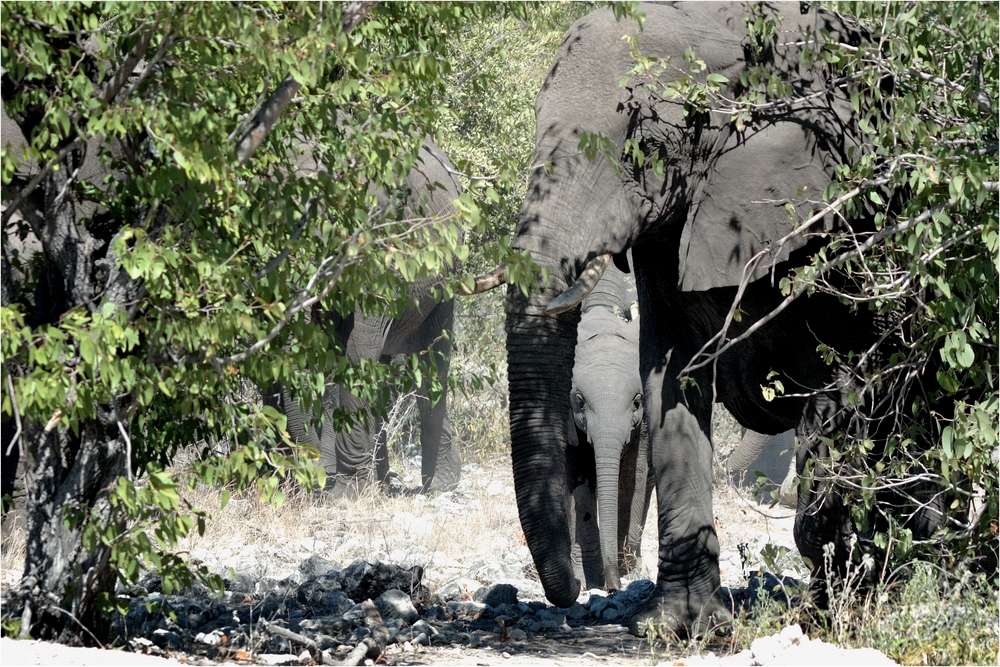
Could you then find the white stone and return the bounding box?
[295,537,328,553]
[391,511,434,537]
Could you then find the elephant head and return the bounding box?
[505,1,866,628]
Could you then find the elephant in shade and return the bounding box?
[266,140,464,495]
[566,260,653,591]
[502,2,946,637]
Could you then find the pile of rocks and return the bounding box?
[111,553,815,666]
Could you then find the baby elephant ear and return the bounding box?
[565,411,580,447]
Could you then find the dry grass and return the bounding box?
[0,510,26,595]
[171,453,526,596]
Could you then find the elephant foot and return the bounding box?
[321,472,377,500]
[627,586,731,639]
[422,444,462,493]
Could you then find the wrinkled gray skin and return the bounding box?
[504,2,911,638]
[726,429,797,508]
[265,141,463,494]
[566,263,652,591]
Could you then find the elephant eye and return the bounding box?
[632,393,642,411]
[572,391,585,411]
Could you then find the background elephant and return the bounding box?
[503,2,915,637]
[266,140,463,495]
[566,261,653,591]
[726,429,797,508]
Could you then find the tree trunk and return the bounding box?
[7,124,134,646]
[18,408,126,645]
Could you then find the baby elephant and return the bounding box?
[566,305,653,591]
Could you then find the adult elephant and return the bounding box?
[567,261,652,591]
[503,2,899,637]
[266,140,464,495]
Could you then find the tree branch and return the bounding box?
[679,199,958,377]
[234,1,377,165]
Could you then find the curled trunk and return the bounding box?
[726,429,771,480]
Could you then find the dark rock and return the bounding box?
[347,626,371,644]
[224,571,255,594]
[299,554,341,579]
[748,572,800,600]
[560,602,588,620]
[422,605,452,621]
[475,583,518,607]
[376,589,419,624]
[297,575,348,611]
[410,619,438,638]
[299,616,354,635]
[447,600,487,617]
[536,610,568,630]
[589,595,618,618]
[151,628,182,650]
[340,560,427,603]
[621,579,654,603]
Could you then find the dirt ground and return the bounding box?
[1,439,898,666]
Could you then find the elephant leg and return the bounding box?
[630,400,728,637]
[778,453,797,508]
[416,339,460,492]
[629,251,729,638]
[296,380,377,500]
[793,396,858,606]
[621,425,653,576]
[573,483,605,589]
[328,385,377,478]
[567,423,605,589]
[263,383,323,453]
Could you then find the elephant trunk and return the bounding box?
[727,429,771,480]
[592,428,626,591]
[505,287,581,608]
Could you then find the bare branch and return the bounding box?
[0,137,85,228]
[680,199,957,376]
[234,74,302,166]
[111,29,175,107]
[96,29,155,109]
[253,197,318,281]
[234,1,377,165]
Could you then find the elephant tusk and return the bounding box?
[545,252,613,315]
[456,265,506,295]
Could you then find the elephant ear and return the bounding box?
[676,7,864,292]
[677,110,857,292]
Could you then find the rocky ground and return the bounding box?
[0,451,899,666]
